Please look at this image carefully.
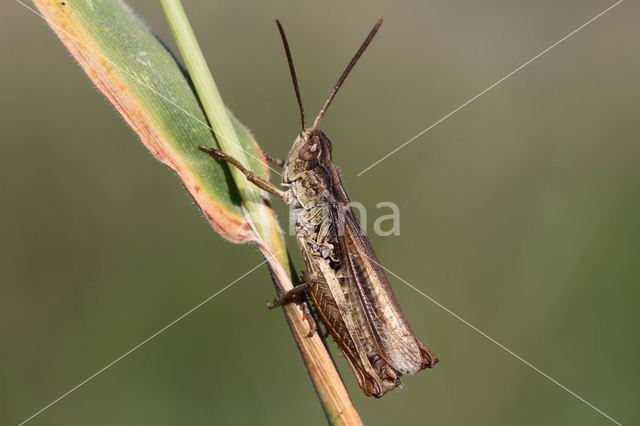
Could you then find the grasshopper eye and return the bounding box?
[299,136,321,160]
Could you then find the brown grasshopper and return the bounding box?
[200,19,437,398]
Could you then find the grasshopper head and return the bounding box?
[283,129,332,182]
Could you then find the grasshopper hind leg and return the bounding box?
[417,340,439,368]
[368,353,401,392]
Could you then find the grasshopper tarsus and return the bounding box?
[198,144,220,156]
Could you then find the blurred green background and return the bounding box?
[2,0,638,424]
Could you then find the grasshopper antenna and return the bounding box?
[276,19,306,131]
[310,18,382,131]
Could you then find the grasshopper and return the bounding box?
[200,19,437,398]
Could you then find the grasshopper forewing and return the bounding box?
[199,18,437,398]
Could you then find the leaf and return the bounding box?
[32,0,269,244]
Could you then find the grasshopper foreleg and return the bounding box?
[267,282,311,309]
[199,146,292,204]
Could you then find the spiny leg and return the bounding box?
[199,146,292,203]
